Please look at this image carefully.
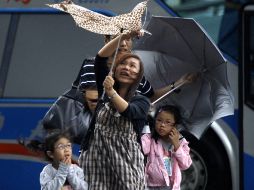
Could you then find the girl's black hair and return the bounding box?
[19,129,72,162]
[43,130,72,162]
[151,105,182,142]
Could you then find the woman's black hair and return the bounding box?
[151,105,182,142]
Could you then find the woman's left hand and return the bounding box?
[103,75,115,96]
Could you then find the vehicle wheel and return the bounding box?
[180,128,232,190]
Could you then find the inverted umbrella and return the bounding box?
[133,16,234,138]
[46,0,149,35]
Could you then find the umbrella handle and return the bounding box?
[152,81,186,105]
[101,34,123,100]
[109,35,122,74]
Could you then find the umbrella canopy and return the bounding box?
[133,16,234,138]
[47,0,148,35]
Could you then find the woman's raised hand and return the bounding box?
[122,30,144,40]
[103,75,115,96]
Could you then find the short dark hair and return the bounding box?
[151,105,182,142]
[44,130,72,162]
[154,105,182,124]
[19,129,73,162]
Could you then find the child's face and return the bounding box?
[51,137,72,163]
[155,111,176,138]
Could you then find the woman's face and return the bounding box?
[155,111,176,138]
[115,57,140,85]
[105,35,133,53]
[119,37,133,53]
[84,89,98,113]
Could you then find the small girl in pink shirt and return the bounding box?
[142,105,192,190]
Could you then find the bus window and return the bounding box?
[161,0,225,43]
[0,14,10,67]
[250,17,254,102]
[0,14,11,96]
[0,12,104,99]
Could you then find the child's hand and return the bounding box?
[168,128,180,151]
[62,156,72,166]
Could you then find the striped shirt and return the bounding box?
[79,58,154,98]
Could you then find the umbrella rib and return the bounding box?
[189,82,203,118]
[189,74,213,118]
[202,32,206,69]
[203,61,227,73]
[152,81,186,105]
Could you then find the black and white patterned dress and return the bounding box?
[80,102,145,190]
[79,54,150,190]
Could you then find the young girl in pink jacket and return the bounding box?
[142,105,192,190]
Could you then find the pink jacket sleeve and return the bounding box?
[173,138,192,170]
[141,133,152,155]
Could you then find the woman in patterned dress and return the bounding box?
[79,31,150,190]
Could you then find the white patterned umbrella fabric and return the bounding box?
[47,0,148,35]
[133,16,234,138]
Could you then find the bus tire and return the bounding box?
[180,128,232,190]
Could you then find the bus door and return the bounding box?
[241,3,254,190]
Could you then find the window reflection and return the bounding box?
[162,0,225,43]
[243,7,254,108]
[249,17,254,97]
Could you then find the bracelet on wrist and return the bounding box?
[108,92,117,100]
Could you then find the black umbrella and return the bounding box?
[133,16,234,138]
